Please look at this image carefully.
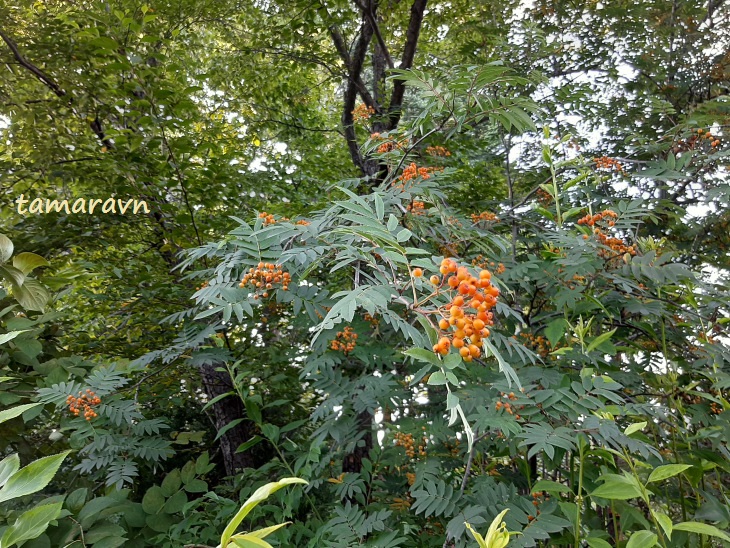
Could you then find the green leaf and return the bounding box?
[672,521,730,542]
[160,469,182,496]
[230,536,273,548]
[653,510,673,540]
[12,252,49,275]
[427,371,447,385]
[246,522,291,539]
[0,330,28,345]
[403,347,440,366]
[0,264,25,287]
[396,228,412,242]
[0,500,63,547]
[585,328,617,353]
[626,530,657,548]
[531,480,571,494]
[12,279,50,312]
[387,214,398,232]
[0,451,71,504]
[141,486,165,514]
[624,421,647,436]
[648,464,692,483]
[374,193,384,221]
[585,538,613,548]
[0,403,42,425]
[183,478,208,493]
[0,234,13,263]
[220,478,307,547]
[544,318,566,348]
[0,454,20,488]
[590,474,642,500]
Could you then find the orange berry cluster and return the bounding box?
[66,390,101,421]
[495,392,521,419]
[195,280,209,291]
[593,156,626,175]
[439,243,460,258]
[363,313,379,327]
[674,128,722,153]
[696,128,721,148]
[520,332,551,358]
[471,256,505,275]
[471,211,499,223]
[295,219,310,226]
[330,326,357,354]
[431,259,499,361]
[425,145,451,157]
[406,200,426,216]
[406,472,416,485]
[536,187,553,205]
[239,262,291,299]
[394,431,426,458]
[352,103,375,122]
[392,163,442,190]
[577,209,618,227]
[258,211,289,225]
[710,402,723,415]
[579,210,636,258]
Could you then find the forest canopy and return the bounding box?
[0,0,729,547]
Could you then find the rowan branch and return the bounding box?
[0,28,66,98]
[387,0,427,129]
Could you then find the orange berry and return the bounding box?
[473,319,485,331]
[469,344,481,358]
[459,347,470,358]
[430,275,440,285]
[439,319,450,330]
[453,295,465,307]
[413,268,423,277]
[453,337,465,348]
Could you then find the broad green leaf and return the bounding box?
[590,475,642,500]
[0,234,13,263]
[626,530,657,548]
[12,252,49,275]
[12,279,50,312]
[0,500,63,547]
[585,538,612,548]
[531,480,571,494]
[0,454,20,488]
[387,214,398,232]
[0,264,25,287]
[653,510,673,540]
[585,328,617,353]
[544,318,566,348]
[142,486,165,514]
[0,403,42,425]
[648,464,692,483]
[624,421,647,436]
[374,193,384,220]
[672,521,730,542]
[427,371,447,385]
[220,478,307,547]
[230,536,273,548]
[0,330,28,345]
[246,522,291,539]
[403,347,440,366]
[0,451,71,504]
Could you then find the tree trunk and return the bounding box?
[199,362,268,476]
[342,409,373,474]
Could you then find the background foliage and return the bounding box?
[0,0,729,546]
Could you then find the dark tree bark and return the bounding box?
[200,362,269,476]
